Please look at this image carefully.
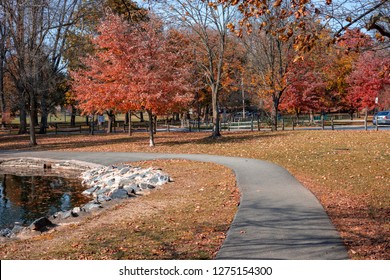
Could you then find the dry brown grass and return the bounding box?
[0,129,389,259]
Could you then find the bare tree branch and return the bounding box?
[367,13,390,38]
[334,1,389,37]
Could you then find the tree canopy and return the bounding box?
[70,13,192,146]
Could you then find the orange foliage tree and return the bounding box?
[219,36,251,117]
[70,14,192,146]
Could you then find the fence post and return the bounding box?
[321,114,325,130]
[257,118,260,131]
[251,116,254,132]
[228,121,231,131]
[128,111,132,136]
[331,118,334,130]
[376,116,378,131]
[281,118,285,131]
[292,119,295,131]
[364,112,368,131]
[90,121,94,136]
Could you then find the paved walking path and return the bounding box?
[0,150,348,259]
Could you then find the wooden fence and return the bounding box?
[1,115,387,135]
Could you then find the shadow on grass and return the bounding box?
[327,205,390,260]
[0,131,289,151]
[156,131,288,147]
[0,132,147,151]
[122,222,231,260]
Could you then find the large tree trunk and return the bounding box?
[19,108,27,134]
[211,89,221,138]
[29,93,37,146]
[89,114,95,135]
[128,111,132,136]
[309,110,314,125]
[271,94,280,131]
[0,58,5,129]
[107,116,112,133]
[153,115,157,134]
[39,113,47,134]
[271,106,278,131]
[106,111,115,133]
[34,103,39,128]
[349,110,354,120]
[70,105,76,126]
[146,109,155,147]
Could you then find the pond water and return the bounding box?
[0,173,90,229]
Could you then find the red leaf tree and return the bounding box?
[280,58,327,118]
[70,14,192,146]
[346,50,390,111]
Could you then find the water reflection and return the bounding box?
[0,174,90,229]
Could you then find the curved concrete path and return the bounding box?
[0,150,348,260]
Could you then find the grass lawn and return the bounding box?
[0,130,389,259]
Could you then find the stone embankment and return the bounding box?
[77,164,170,211]
[0,159,170,240]
[48,164,170,221]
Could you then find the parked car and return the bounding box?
[373,111,390,125]
[232,111,251,121]
[233,111,259,118]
